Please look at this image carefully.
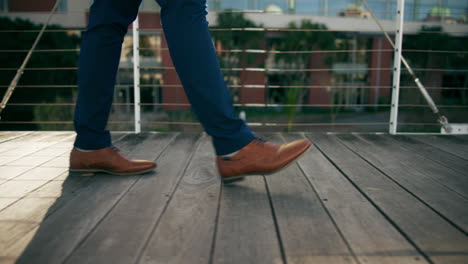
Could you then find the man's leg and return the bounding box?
[70,0,156,176]
[156,0,256,156]
[73,0,142,150]
[156,0,311,181]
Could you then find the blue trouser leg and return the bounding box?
[158,0,255,155]
[74,0,255,155]
[73,0,142,150]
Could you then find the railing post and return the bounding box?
[132,15,141,133]
[389,0,405,134]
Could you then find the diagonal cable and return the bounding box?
[0,0,64,118]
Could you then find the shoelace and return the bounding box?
[221,137,267,161]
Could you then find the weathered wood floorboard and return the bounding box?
[284,133,425,264]
[0,132,72,156]
[0,134,130,262]
[212,176,283,264]
[0,132,31,144]
[0,133,71,168]
[308,133,468,264]
[410,135,468,160]
[11,133,175,264]
[263,133,356,264]
[138,135,221,264]
[335,134,468,232]
[0,132,467,264]
[65,133,202,264]
[389,135,468,176]
[359,134,468,198]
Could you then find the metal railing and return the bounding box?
[0,0,467,134]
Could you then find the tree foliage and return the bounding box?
[269,20,336,131]
[0,16,80,130]
[402,26,468,105]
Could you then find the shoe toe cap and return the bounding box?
[279,139,311,162]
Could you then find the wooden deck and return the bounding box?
[0,131,467,264]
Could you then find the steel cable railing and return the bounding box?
[1,48,468,54]
[1,9,466,16]
[1,67,468,72]
[1,84,467,90]
[0,28,467,34]
[0,0,467,133]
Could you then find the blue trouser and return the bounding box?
[73,0,255,155]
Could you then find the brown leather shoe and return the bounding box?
[69,146,156,176]
[216,137,311,183]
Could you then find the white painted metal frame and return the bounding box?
[133,15,141,133]
[389,0,405,134]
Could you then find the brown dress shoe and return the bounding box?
[216,137,311,183]
[69,146,156,176]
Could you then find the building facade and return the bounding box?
[1,0,467,113]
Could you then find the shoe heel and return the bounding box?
[222,177,245,184]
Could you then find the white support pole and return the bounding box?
[389,0,405,134]
[132,15,141,133]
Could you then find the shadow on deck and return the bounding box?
[0,131,467,264]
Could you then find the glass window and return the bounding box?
[56,0,67,12]
[0,0,8,12]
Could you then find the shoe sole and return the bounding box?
[222,142,312,184]
[69,166,156,176]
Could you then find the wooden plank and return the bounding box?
[0,132,14,142]
[336,134,468,232]
[212,176,283,264]
[0,133,73,156]
[0,132,31,144]
[389,135,468,175]
[0,199,16,211]
[410,135,468,160]
[262,133,356,264]
[138,135,221,264]
[0,198,58,222]
[0,133,73,166]
[0,221,38,259]
[6,156,56,167]
[0,166,33,181]
[0,181,50,198]
[455,135,468,143]
[0,134,128,262]
[0,133,74,173]
[12,167,68,181]
[26,174,90,199]
[0,169,70,212]
[0,226,39,264]
[283,133,425,264]
[9,133,175,264]
[0,133,126,256]
[0,172,93,257]
[39,156,69,168]
[65,133,202,264]
[308,133,468,264]
[435,135,468,145]
[0,132,123,259]
[0,194,60,255]
[0,156,23,166]
[28,147,70,157]
[0,133,52,154]
[361,134,468,198]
